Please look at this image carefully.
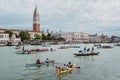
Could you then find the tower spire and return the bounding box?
[34,4,38,14]
[33,4,40,32]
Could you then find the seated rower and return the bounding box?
[50,48,53,51]
[62,64,68,71]
[36,59,42,64]
[46,58,49,63]
[67,62,73,68]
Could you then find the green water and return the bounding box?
[0,43,120,80]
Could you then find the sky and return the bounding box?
[0,0,120,36]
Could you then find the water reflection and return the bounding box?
[56,74,72,80]
[74,56,95,61]
[1,44,120,80]
[56,69,80,80]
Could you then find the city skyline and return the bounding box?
[0,0,120,36]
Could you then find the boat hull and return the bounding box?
[74,52,99,56]
[56,64,76,76]
[26,60,54,67]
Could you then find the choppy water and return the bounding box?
[0,43,120,80]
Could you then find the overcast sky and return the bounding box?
[0,0,120,36]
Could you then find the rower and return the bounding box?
[67,62,73,68]
[36,59,42,64]
[62,64,68,71]
[50,48,53,51]
[84,47,86,53]
[22,47,24,51]
[46,58,49,63]
[92,47,94,52]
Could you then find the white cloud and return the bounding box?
[0,0,120,36]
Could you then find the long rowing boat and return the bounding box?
[56,64,76,76]
[26,60,54,67]
[15,51,36,54]
[74,52,99,56]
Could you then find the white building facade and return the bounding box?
[53,32,89,43]
[0,33,9,45]
[53,32,72,42]
[89,34,101,43]
[71,32,89,43]
[10,34,21,45]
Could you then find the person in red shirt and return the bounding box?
[36,59,42,64]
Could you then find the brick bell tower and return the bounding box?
[33,5,40,32]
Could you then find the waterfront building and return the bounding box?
[71,32,89,43]
[0,32,9,45]
[111,36,120,42]
[54,32,72,42]
[89,34,101,43]
[89,34,111,43]
[100,34,112,43]
[53,32,89,43]
[10,34,21,45]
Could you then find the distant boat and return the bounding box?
[26,60,54,67]
[15,51,36,54]
[97,45,113,49]
[94,43,101,47]
[58,46,68,49]
[69,46,80,48]
[114,43,120,46]
[15,46,21,50]
[74,52,99,56]
[42,45,51,47]
[0,44,6,46]
[0,41,7,46]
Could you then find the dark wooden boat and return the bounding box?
[74,52,99,56]
[97,45,113,49]
[58,46,68,49]
[114,44,120,46]
[101,46,112,48]
[69,46,80,48]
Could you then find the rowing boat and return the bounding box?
[56,64,76,76]
[74,52,99,56]
[26,60,54,67]
[15,51,36,54]
[15,51,28,54]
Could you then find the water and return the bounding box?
[0,43,120,80]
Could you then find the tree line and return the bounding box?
[4,30,65,42]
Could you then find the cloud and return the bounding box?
[0,0,120,36]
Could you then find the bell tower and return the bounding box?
[33,5,40,32]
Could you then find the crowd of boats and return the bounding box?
[15,45,81,54]
[26,57,80,76]
[14,43,120,76]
